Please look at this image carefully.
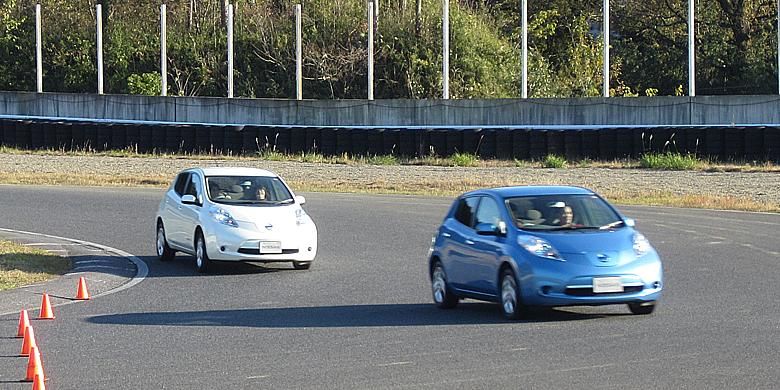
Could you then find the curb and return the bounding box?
[0,228,148,317]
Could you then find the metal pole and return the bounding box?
[521,0,527,98]
[96,3,103,95]
[227,3,234,98]
[35,1,43,93]
[688,0,695,96]
[442,0,449,99]
[295,4,302,100]
[777,0,779,94]
[161,3,167,96]
[368,1,374,100]
[603,0,609,97]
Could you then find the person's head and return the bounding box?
[550,202,573,226]
[560,206,574,225]
[256,186,267,200]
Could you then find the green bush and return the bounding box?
[450,152,478,167]
[127,73,162,96]
[542,154,567,168]
[640,152,700,170]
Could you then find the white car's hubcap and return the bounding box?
[156,228,165,255]
[196,240,203,267]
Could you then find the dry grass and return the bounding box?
[0,240,71,291]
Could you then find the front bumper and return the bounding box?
[203,221,317,262]
[519,253,663,307]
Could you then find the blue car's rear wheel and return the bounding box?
[431,262,458,309]
[500,268,525,320]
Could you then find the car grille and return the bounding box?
[237,248,299,255]
[565,285,643,297]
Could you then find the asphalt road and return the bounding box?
[1,185,779,389]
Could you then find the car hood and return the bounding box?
[218,203,302,228]
[530,228,640,267]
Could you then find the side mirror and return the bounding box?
[295,195,306,205]
[476,222,506,236]
[624,217,636,227]
[181,194,199,205]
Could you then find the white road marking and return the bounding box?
[24,242,80,246]
[378,361,412,367]
[246,375,269,379]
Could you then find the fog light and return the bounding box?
[653,281,661,289]
[541,286,551,295]
[307,247,312,252]
[220,246,226,252]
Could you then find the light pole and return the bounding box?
[96,2,104,95]
[688,0,695,96]
[35,0,43,93]
[442,0,449,99]
[521,0,527,98]
[161,2,167,96]
[603,0,609,97]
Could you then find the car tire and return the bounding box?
[500,268,525,320]
[293,261,311,270]
[195,232,211,273]
[156,222,175,261]
[628,302,656,315]
[431,261,459,309]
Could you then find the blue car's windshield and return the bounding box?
[505,194,623,231]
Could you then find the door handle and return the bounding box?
[465,240,475,245]
[442,233,451,238]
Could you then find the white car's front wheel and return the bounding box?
[195,232,211,273]
[293,261,311,270]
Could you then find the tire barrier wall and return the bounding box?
[1,119,779,161]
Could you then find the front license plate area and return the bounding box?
[259,241,282,254]
[593,277,624,293]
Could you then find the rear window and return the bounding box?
[205,176,293,205]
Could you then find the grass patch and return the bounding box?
[640,152,701,170]
[450,153,479,167]
[365,155,399,165]
[0,240,71,291]
[542,154,568,168]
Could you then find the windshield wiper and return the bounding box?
[273,199,295,205]
[599,221,625,230]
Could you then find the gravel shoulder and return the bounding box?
[2,153,779,211]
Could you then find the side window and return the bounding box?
[474,197,503,227]
[454,197,480,227]
[184,173,201,198]
[173,173,190,196]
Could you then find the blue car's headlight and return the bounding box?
[209,206,238,228]
[517,235,564,261]
[633,232,652,256]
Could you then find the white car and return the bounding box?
[155,167,317,272]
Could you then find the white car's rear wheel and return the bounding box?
[195,232,211,273]
[156,223,175,261]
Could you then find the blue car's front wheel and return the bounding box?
[628,302,656,315]
[431,262,458,309]
[500,268,525,320]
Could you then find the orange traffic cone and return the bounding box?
[38,294,54,320]
[20,325,36,357]
[16,310,30,338]
[32,373,46,390]
[24,345,44,382]
[76,277,90,300]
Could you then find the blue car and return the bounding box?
[428,186,662,319]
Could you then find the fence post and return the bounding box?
[96,3,104,95]
[295,4,302,100]
[442,0,449,99]
[227,3,234,98]
[161,2,167,96]
[368,0,374,100]
[35,1,43,93]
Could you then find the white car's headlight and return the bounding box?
[295,208,308,225]
[633,232,652,257]
[517,235,564,261]
[209,206,238,228]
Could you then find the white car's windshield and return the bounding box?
[505,194,623,231]
[206,176,294,205]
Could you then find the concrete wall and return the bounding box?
[3,91,780,126]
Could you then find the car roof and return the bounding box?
[464,185,595,198]
[188,167,278,177]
